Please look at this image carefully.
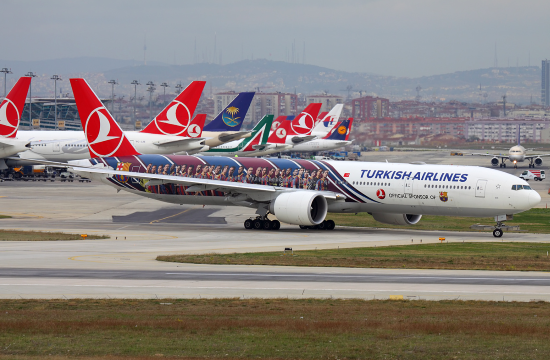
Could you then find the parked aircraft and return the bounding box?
[49,82,540,238]
[0,77,32,163]
[289,118,353,152]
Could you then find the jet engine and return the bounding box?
[535,157,543,166]
[371,213,422,226]
[491,157,499,166]
[269,192,327,226]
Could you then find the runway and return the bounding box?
[1,151,549,301]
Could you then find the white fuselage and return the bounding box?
[290,139,352,152]
[12,130,205,162]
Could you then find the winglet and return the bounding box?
[140,81,206,136]
[0,76,31,138]
[267,118,290,144]
[203,92,255,132]
[182,114,206,138]
[70,78,140,158]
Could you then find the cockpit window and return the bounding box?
[512,184,531,190]
[511,185,517,190]
[523,185,532,190]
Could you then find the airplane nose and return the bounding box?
[529,191,541,208]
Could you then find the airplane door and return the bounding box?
[404,179,413,195]
[53,143,60,152]
[475,179,487,198]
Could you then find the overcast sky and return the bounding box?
[2,0,549,77]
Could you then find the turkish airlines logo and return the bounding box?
[154,101,191,135]
[187,123,201,138]
[85,106,125,157]
[271,120,281,131]
[275,127,287,139]
[376,189,386,199]
[0,99,19,137]
[291,112,315,135]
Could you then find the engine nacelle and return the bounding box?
[371,213,422,226]
[491,157,499,166]
[535,157,543,166]
[269,192,327,226]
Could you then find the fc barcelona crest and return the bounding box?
[115,162,131,183]
[439,191,448,202]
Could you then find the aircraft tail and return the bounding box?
[0,76,31,138]
[140,81,205,136]
[203,92,255,132]
[289,103,322,135]
[240,115,274,152]
[324,119,351,140]
[183,114,206,138]
[345,118,354,141]
[267,118,290,144]
[70,78,140,158]
[311,104,343,135]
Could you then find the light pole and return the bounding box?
[108,79,117,113]
[25,72,38,127]
[175,82,183,95]
[1,68,12,97]
[51,75,62,130]
[131,80,140,124]
[146,81,155,122]
[160,82,169,107]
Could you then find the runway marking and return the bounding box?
[165,273,550,281]
[149,207,197,224]
[0,283,549,295]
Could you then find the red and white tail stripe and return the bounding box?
[0,76,31,138]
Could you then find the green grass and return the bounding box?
[2,298,550,359]
[0,215,11,219]
[327,208,550,233]
[0,230,108,241]
[158,242,550,271]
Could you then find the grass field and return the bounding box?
[158,242,550,271]
[1,299,550,359]
[0,215,11,219]
[0,230,108,241]
[327,208,550,233]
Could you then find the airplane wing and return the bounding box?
[524,154,550,160]
[71,165,346,201]
[218,131,251,143]
[291,135,317,144]
[153,137,205,147]
[469,153,508,158]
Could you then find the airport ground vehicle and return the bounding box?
[519,170,546,181]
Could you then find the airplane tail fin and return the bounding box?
[140,81,205,136]
[70,78,140,158]
[0,76,31,138]
[203,92,255,132]
[289,103,322,135]
[267,118,290,144]
[240,115,274,152]
[324,119,351,140]
[345,118,353,141]
[311,104,343,135]
[182,114,206,138]
[270,116,287,132]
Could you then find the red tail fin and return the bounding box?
[140,81,206,136]
[270,116,287,132]
[289,103,322,135]
[267,118,290,144]
[70,78,140,158]
[182,114,206,138]
[345,118,353,141]
[0,76,31,138]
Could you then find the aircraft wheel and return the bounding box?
[262,220,272,230]
[326,220,336,230]
[272,220,281,230]
[299,225,308,230]
[244,219,253,230]
[503,164,506,168]
[493,228,503,238]
[317,221,327,230]
[253,219,263,230]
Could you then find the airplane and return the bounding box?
[472,129,550,169]
[39,79,540,238]
[289,118,353,152]
[0,77,32,164]
[201,92,256,148]
[200,114,274,157]
[10,80,209,163]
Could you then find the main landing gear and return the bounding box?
[244,215,281,231]
[299,219,335,231]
